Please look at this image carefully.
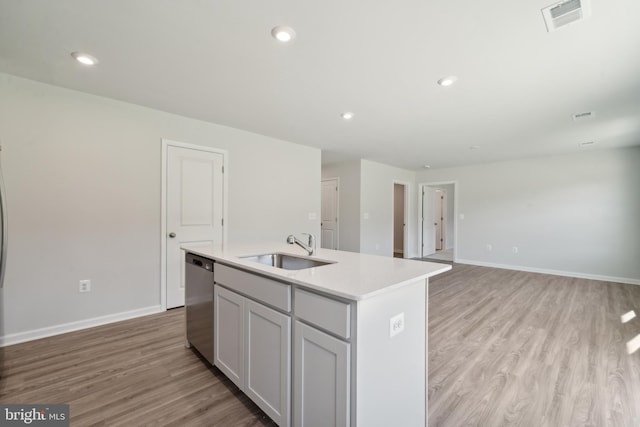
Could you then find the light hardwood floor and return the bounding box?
[429,264,640,426]
[2,264,639,426]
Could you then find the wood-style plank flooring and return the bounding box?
[0,309,277,426]
[2,264,639,426]
[429,264,640,426]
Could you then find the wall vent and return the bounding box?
[542,0,591,32]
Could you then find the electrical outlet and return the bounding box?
[486,244,493,252]
[512,246,519,254]
[79,279,91,292]
[389,312,405,338]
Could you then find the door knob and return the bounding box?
[169,232,176,238]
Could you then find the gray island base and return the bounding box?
[183,242,450,427]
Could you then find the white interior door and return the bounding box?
[393,183,406,257]
[166,145,224,308]
[422,187,436,257]
[435,190,443,251]
[321,179,338,250]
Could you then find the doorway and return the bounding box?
[161,139,227,309]
[435,189,445,251]
[321,178,339,250]
[393,183,408,258]
[420,182,456,262]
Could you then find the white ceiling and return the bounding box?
[1,0,639,170]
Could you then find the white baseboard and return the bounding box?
[455,259,640,286]
[0,305,164,347]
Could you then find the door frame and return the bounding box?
[160,138,229,310]
[418,181,458,261]
[321,177,340,250]
[435,189,446,251]
[393,180,410,259]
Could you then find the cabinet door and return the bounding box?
[294,321,350,427]
[214,285,244,388]
[245,300,291,427]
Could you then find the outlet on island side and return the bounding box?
[79,279,91,293]
[389,312,405,338]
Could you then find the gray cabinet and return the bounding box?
[245,299,291,427]
[214,285,244,388]
[294,320,350,427]
[215,263,291,312]
[191,253,430,427]
[214,284,291,427]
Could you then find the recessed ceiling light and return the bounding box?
[469,145,481,150]
[271,26,296,42]
[437,76,458,87]
[341,112,354,120]
[71,52,98,66]
[423,165,431,169]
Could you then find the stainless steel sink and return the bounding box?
[240,253,335,270]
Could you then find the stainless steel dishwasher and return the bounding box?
[185,252,214,364]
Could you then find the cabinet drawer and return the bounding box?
[215,264,291,312]
[295,288,351,339]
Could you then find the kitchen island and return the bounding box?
[183,242,451,427]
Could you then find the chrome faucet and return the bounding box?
[286,233,316,256]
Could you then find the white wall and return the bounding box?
[417,147,640,283]
[0,73,320,342]
[322,160,418,257]
[321,160,361,252]
[360,160,417,258]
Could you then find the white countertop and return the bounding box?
[182,242,451,301]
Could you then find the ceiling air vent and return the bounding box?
[542,0,591,32]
